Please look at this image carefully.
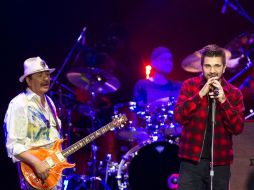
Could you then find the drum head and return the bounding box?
[128,141,179,190]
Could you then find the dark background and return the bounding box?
[1,0,254,189]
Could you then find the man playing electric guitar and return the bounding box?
[4,57,127,190]
[4,57,62,190]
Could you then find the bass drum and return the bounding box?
[117,141,180,190]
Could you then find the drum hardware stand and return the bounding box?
[87,91,111,190]
[50,26,87,90]
[87,91,99,190]
[48,25,86,154]
[104,154,112,185]
[80,177,111,190]
[66,108,73,156]
[64,176,110,190]
[89,143,98,190]
[116,155,129,190]
[48,27,85,153]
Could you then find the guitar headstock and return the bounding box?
[112,114,128,129]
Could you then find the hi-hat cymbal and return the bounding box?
[67,67,120,94]
[181,47,241,73]
[225,31,254,58]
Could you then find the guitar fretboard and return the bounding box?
[61,116,126,157]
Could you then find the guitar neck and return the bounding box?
[62,122,115,158]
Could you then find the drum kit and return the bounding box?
[50,30,254,190]
[53,61,182,189]
[61,69,182,189]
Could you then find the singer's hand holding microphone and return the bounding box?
[199,77,226,103]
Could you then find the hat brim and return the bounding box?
[19,68,55,82]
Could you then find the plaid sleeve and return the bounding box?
[220,88,245,135]
[174,79,202,125]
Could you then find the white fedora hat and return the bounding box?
[19,56,55,82]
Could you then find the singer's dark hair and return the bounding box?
[200,44,226,66]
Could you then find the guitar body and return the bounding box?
[20,140,75,190]
[20,115,127,190]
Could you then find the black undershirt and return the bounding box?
[201,97,213,160]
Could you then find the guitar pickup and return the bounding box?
[55,151,65,162]
[45,157,55,168]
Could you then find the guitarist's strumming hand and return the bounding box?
[32,159,51,182]
[16,151,51,182]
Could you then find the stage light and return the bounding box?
[145,65,152,79]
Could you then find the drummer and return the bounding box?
[133,46,182,105]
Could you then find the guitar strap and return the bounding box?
[46,95,62,138]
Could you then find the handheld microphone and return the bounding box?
[210,86,219,97]
[213,87,219,97]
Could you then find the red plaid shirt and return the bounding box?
[174,76,245,165]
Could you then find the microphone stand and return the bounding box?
[50,27,87,90]
[210,98,216,190]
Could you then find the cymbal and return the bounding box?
[67,67,120,94]
[225,31,254,58]
[181,48,240,73]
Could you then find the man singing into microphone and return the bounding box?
[174,44,244,190]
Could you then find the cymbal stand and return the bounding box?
[87,91,101,190]
[50,27,87,90]
[89,144,98,190]
[104,154,112,185]
[87,91,112,190]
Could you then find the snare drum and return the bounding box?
[117,140,180,190]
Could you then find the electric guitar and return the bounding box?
[20,114,127,190]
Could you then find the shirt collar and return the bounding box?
[25,88,45,101]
